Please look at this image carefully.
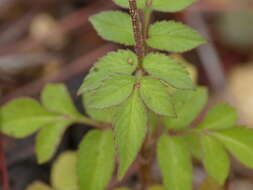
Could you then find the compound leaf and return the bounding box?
[147,21,206,52]
[36,119,72,164]
[157,135,192,190]
[143,53,194,89]
[41,83,81,118]
[163,87,207,129]
[51,151,78,190]
[114,89,147,179]
[213,127,253,168]
[77,130,115,190]
[201,135,230,185]
[197,104,237,130]
[89,11,134,45]
[85,74,136,109]
[0,98,58,138]
[139,77,175,116]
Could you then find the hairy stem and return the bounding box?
[128,0,145,64]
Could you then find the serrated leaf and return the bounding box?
[152,0,198,12]
[41,83,81,118]
[114,89,147,179]
[157,135,192,190]
[112,0,146,9]
[51,151,78,190]
[35,120,72,164]
[163,87,208,129]
[147,21,206,52]
[95,50,138,73]
[25,181,53,190]
[0,98,58,138]
[78,70,110,94]
[213,127,253,168]
[77,130,115,190]
[85,74,136,109]
[197,104,237,130]
[143,53,194,89]
[139,77,175,116]
[201,135,230,185]
[89,11,134,45]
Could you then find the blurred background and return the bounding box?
[1,0,253,189]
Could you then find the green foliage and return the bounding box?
[78,50,138,94]
[213,127,253,168]
[3,1,253,190]
[0,98,58,138]
[113,89,147,179]
[26,181,53,190]
[77,130,115,190]
[36,120,72,164]
[41,84,81,118]
[113,0,198,12]
[143,53,194,89]
[201,135,230,185]
[197,104,237,130]
[157,135,192,190]
[89,11,134,45]
[139,77,175,116]
[163,87,208,129]
[147,21,206,52]
[51,151,78,190]
[85,74,135,109]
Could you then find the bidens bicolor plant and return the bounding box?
[2,0,253,190]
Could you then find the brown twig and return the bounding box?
[128,0,145,64]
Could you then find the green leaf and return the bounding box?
[25,181,53,190]
[112,0,146,9]
[139,77,175,116]
[77,130,115,190]
[143,53,194,89]
[213,127,253,168]
[183,133,202,160]
[78,70,110,94]
[85,106,115,123]
[112,0,198,12]
[35,120,72,164]
[163,87,208,129]
[41,83,81,118]
[95,50,138,73]
[201,135,230,185]
[147,21,206,52]
[157,135,192,190]
[85,74,136,109]
[51,151,78,190]
[114,89,147,179]
[0,98,58,138]
[152,0,198,12]
[78,50,138,95]
[89,11,134,45]
[197,104,237,130]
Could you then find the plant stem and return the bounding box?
[128,0,145,65]
[75,116,110,129]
